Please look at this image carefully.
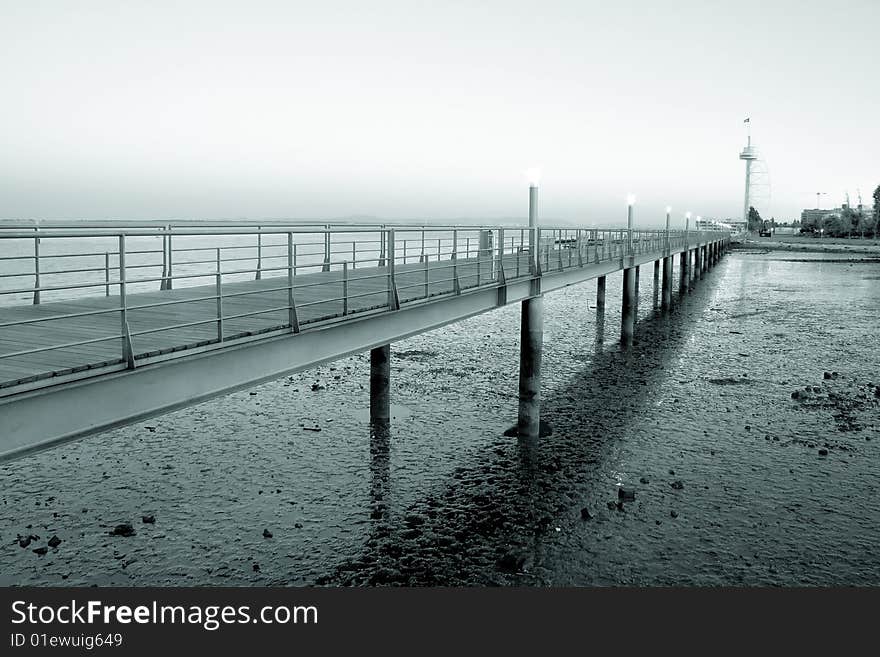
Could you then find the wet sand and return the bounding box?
[2,250,879,586]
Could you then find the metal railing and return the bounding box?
[0,223,728,393]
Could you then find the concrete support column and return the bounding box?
[699,246,705,279]
[634,265,640,313]
[517,296,543,440]
[596,275,606,314]
[653,259,660,288]
[661,256,673,310]
[621,267,636,346]
[370,345,391,423]
[679,251,687,293]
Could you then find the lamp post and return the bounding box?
[665,205,671,251]
[627,194,636,255]
[518,168,543,441]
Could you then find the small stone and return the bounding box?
[310,383,325,391]
[262,529,273,538]
[606,501,617,510]
[18,536,31,549]
[142,515,155,524]
[670,510,679,518]
[823,371,832,380]
[818,449,828,456]
[497,552,526,573]
[671,480,685,490]
[109,523,136,537]
[253,563,260,572]
[580,507,593,520]
[618,487,636,502]
[745,425,751,431]
[791,390,800,399]
[47,535,61,548]
[294,523,303,529]
[639,477,650,484]
[33,546,48,556]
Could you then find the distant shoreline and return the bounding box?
[733,235,880,256]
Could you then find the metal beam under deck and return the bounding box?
[0,239,725,462]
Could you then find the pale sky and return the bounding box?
[1,0,877,226]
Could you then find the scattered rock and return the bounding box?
[497,552,526,573]
[639,477,650,484]
[253,563,260,572]
[294,523,303,529]
[18,536,31,549]
[580,507,593,520]
[818,449,828,456]
[142,515,155,524]
[670,510,679,518]
[310,383,325,391]
[262,529,273,539]
[109,523,136,537]
[617,487,636,502]
[33,547,48,556]
[47,535,61,548]
[670,480,685,490]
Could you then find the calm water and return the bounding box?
[2,250,879,585]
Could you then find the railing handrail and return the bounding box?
[0,226,727,240]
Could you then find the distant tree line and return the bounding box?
[798,183,880,238]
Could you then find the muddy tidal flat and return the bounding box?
[2,248,879,586]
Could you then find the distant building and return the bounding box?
[801,205,875,227]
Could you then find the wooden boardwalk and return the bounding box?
[0,252,530,390]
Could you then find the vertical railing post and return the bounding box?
[32,228,41,304]
[497,227,505,282]
[352,241,357,269]
[476,234,481,286]
[160,229,168,290]
[323,224,331,272]
[215,248,223,342]
[423,234,429,298]
[343,260,349,316]
[256,227,263,280]
[105,252,110,296]
[287,232,300,332]
[119,234,134,368]
[166,227,173,290]
[452,229,460,294]
[387,229,399,310]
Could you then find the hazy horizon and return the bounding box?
[1,0,877,226]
